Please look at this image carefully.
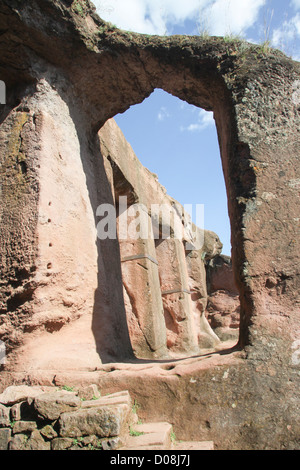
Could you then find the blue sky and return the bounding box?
[94,0,300,256]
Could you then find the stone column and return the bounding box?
[155,238,199,354]
[118,204,168,359]
[186,250,221,348]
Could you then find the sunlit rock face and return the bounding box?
[0,0,299,450]
[206,255,240,342]
[99,118,222,359]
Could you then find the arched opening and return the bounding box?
[99,89,241,360]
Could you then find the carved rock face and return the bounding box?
[0,0,299,450]
[100,118,221,358]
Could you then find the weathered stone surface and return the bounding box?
[81,434,100,447]
[9,433,29,450]
[102,437,121,450]
[78,384,101,401]
[206,254,240,341]
[0,404,10,428]
[173,440,214,450]
[206,255,238,295]
[10,429,50,451]
[207,291,240,341]
[59,404,128,439]
[10,402,23,422]
[0,0,299,451]
[10,401,35,422]
[0,386,135,450]
[120,234,168,359]
[51,437,73,451]
[101,118,220,358]
[13,420,37,434]
[186,248,221,349]
[0,428,11,450]
[27,430,51,451]
[94,352,299,450]
[40,424,58,439]
[0,386,45,406]
[156,238,198,353]
[122,422,172,450]
[33,391,81,420]
[81,390,131,409]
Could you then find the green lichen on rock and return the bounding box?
[71,0,87,17]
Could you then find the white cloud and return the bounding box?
[93,0,156,34]
[272,12,300,58]
[202,0,266,36]
[291,0,300,10]
[92,0,192,34]
[93,0,266,36]
[181,109,214,132]
[157,106,170,121]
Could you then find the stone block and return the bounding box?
[51,437,74,450]
[33,390,81,420]
[10,430,50,450]
[9,433,29,450]
[10,400,35,422]
[40,424,58,439]
[13,420,37,434]
[0,428,11,450]
[59,403,128,439]
[0,404,10,428]
[78,384,101,401]
[81,390,131,409]
[27,430,51,450]
[0,386,44,406]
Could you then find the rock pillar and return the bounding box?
[186,250,221,348]
[118,205,168,359]
[155,238,199,354]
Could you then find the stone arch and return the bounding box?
[88,48,257,354]
[92,43,299,358]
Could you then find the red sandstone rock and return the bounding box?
[100,118,222,358]
[206,255,240,341]
[0,0,299,450]
[34,391,81,420]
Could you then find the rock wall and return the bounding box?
[206,255,240,341]
[0,384,133,450]
[0,78,133,373]
[0,0,299,449]
[0,83,221,371]
[99,118,222,358]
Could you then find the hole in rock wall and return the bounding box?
[107,89,240,359]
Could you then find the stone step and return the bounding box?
[172,440,214,450]
[57,390,134,444]
[121,421,214,451]
[120,422,173,450]
[81,390,132,409]
[0,384,214,451]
